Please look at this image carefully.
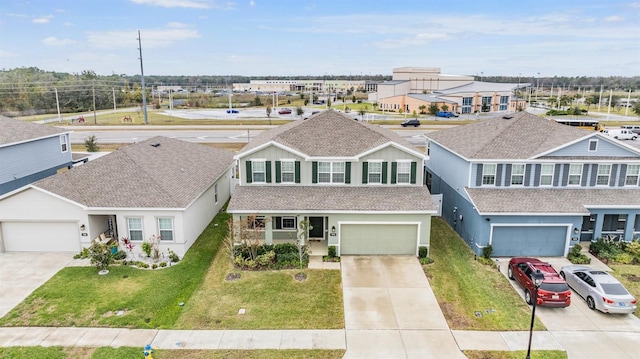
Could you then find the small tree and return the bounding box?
[84,135,100,152]
[296,106,304,117]
[297,219,312,270]
[230,215,270,261]
[428,104,440,116]
[632,102,640,117]
[88,242,114,272]
[266,106,272,118]
[358,107,366,121]
[419,105,426,114]
[440,104,449,112]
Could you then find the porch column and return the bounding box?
[265,218,273,245]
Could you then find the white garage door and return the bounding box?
[340,223,418,255]
[1,222,80,252]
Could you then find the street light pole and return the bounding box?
[526,270,545,359]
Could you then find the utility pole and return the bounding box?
[54,88,61,122]
[137,30,148,125]
[92,81,97,124]
[112,87,116,110]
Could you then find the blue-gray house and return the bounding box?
[0,116,73,195]
[425,112,640,257]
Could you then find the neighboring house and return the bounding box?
[0,136,235,256]
[227,109,436,256]
[0,115,73,195]
[425,112,640,257]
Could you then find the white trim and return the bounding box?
[489,223,572,256]
[228,209,437,215]
[477,212,589,216]
[0,131,72,150]
[357,142,427,160]
[337,221,422,256]
[234,141,309,161]
[306,156,359,162]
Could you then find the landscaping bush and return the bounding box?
[567,244,590,264]
[87,242,114,271]
[418,246,429,259]
[482,244,493,259]
[233,242,308,270]
[113,250,127,261]
[168,249,180,263]
[274,242,298,255]
[256,251,276,266]
[613,252,635,265]
[328,245,337,258]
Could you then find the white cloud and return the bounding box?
[128,0,235,9]
[249,0,255,6]
[604,15,624,22]
[42,37,77,46]
[86,24,200,49]
[33,15,54,24]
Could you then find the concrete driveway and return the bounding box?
[341,256,466,359]
[0,252,75,317]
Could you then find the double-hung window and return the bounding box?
[157,218,174,241]
[596,164,611,186]
[280,160,295,183]
[540,164,554,186]
[396,161,411,184]
[626,164,640,186]
[482,164,496,185]
[568,164,582,185]
[252,160,266,183]
[214,183,219,203]
[60,135,68,152]
[127,218,143,241]
[368,162,382,184]
[511,164,525,185]
[318,162,345,183]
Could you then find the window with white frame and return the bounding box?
[482,164,496,185]
[318,162,345,183]
[625,164,640,186]
[60,135,68,152]
[127,217,143,241]
[214,183,218,203]
[252,160,266,182]
[540,164,554,186]
[397,161,411,184]
[568,164,582,185]
[281,216,296,230]
[462,97,473,114]
[499,96,509,111]
[511,164,525,185]
[588,139,598,151]
[281,160,295,183]
[368,161,382,184]
[157,218,174,241]
[596,164,611,185]
[481,96,492,112]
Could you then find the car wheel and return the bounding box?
[525,289,533,305]
[614,136,619,139]
[587,296,596,310]
[414,124,419,127]
[508,266,514,280]
[560,271,565,279]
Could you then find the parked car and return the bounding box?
[401,118,421,127]
[602,129,637,140]
[278,108,292,115]
[560,265,637,314]
[226,109,239,114]
[436,111,459,118]
[508,257,571,307]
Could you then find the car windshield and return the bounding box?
[601,283,629,295]
[540,282,569,292]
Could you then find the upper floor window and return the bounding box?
[626,164,640,186]
[568,164,582,185]
[214,183,218,203]
[157,217,174,241]
[60,135,68,152]
[482,164,496,185]
[252,160,266,183]
[511,164,525,185]
[596,164,611,186]
[280,160,295,183]
[588,139,598,152]
[540,164,554,186]
[397,161,411,184]
[368,161,383,184]
[127,217,143,241]
[318,162,345,183]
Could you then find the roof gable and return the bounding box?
[0,115,67,147]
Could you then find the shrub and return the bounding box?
[418,246,429,259]
[276,252,298,264]
[256,251,276,266]
[419,257,434,265]
[113,250,127,260]
[327,246,337,258]
[482,244,493,259]
[88,242,114,271]
[168,249,180,263]
[477,256,496,268]
[613,252,634,264]
[274,242,298,255]
[152,263,158,269]
[141,242,152,257]
[159,261,167,267]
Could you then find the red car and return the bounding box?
[508,257,571,307]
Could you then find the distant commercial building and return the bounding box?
[232,79,371,93]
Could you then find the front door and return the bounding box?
[309,217,325,240]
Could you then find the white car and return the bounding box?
[560,265,637,314]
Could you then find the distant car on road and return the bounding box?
[278,108,292,115]
[401,118,421,127]
[560,265,637,314]
[436,111,459,118]
[226,109,239,114]
[508,257,571,307]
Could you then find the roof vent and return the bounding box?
[502,115,513,120]
[150,143,160,147]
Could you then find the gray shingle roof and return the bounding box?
[35,136,234,208]
[238,109,418,157]
[426,112,592,159]
[228,185,436,213]
[0,115,67,147]
[466,188,640,214]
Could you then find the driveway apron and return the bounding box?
[341,256,466,359]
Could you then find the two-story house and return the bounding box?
[0,116,72,195]
[228,110,436,256]
[425,112,640,257]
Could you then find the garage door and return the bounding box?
[491,226,568,257]
[1,222,80,252]
[340,223,418,255]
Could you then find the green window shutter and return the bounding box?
[391,162,397,184]
[266,161,272,183]
[362,162,368,184]
[312,161,318,184]
[275,161,281,183]
[382,161,388,184]
[345,162,351,184]
[410,161,417,184]
[295,161,301,183]
[246,161,253,183]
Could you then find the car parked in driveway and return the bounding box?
[401,118,421,127]
[436,111,459,118]
[508,257,571,307]
[560,265,637,314]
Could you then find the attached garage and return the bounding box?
[340,223,419,255]
[490,225,569,257]
[1,222,80,252]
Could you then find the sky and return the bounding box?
[0,0,639,78]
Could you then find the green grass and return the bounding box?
[464,350,567,359]
[0,209,231,329]
[609,264,640,319]
[0,347,345,359]
[424,218,545,331]
[175,246,344,329]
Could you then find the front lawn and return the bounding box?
[424,218,545,331]
[464,350,567,359]
[609,264,640,319]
